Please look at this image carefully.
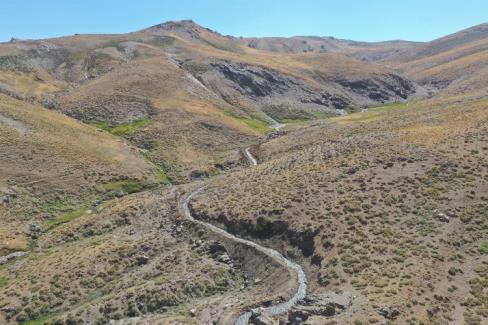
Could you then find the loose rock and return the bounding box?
[376,305,400,320]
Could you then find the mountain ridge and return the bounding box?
[0,18,487,325]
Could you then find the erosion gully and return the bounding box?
[181,145,307,324]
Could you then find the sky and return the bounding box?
[1,0,487,43]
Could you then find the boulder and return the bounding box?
[136,255,149,265]
[437,212,450,223]
[376,305,400,319]
[294,292,353,318]
[0,251,26,265]
[209,241,227,255]
[28,223,42,233]
[217,253,232,264]
[190,170,208,180]
[288,309,310,323]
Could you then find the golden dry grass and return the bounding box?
[190,95,488,324]
[0,93,159,253]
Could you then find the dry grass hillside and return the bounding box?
[0,93,160,255]
[237,22,488,97]
[389,23,488,95]
[0,188,261,324]
[191,96,488,324]
[237,36,421,63]
[0,20,427,181]
[0,20,486,325]
[0,94,292,325]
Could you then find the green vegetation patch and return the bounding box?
[0,275,8,288]
[312,111,339,119]
[90,117,151,136]
[97,177,167,195]
[39,195,85,218]
[45,207,88,230]
[479,241,488,254]
[333,101,413,123]
[41,176,166,231]
[237,117,273,134]
[156,169,170,185]
[97,180,144,194]
[255,216,274,237]
[22,315,52,325]
[261,104,340,129]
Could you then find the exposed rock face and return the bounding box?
[288,292,354,322]
[208,241,234,266]
[208,241,227,255]
[196,59,342,113]
[189,206,318,258]
[286,228,318,257]
[335,73,416,101]
[189,59,422,118]
[211,61,292,98]
[196,59,353,112]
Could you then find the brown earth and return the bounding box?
[0,20,487,325]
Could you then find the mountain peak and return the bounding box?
[150,19,200,30]
[143,19,220,37]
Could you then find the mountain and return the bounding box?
[392,23,488,94]
[0,20,427,181]
[235,22,488,95]
[238,35,422,62]
[0,20,487,325]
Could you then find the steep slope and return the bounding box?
[1,20,486,325]
[400,23,488,61]
[190,96,488,324]
[234,22,488,96]
[0,21,426,181]
[143,20,425,112]
[0,93,161,255]
[391,23,488,95]
[0,33,261,182]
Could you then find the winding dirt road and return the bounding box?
[181,144,307,325]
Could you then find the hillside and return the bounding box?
[190,96,488,324]
[238,35,421,62]
[235,22,488,96]
[0,20,426,181]
[0,93,161,254]
[0,20,487,325]
[389,23,488,95]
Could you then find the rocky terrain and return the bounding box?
[0,20,487,325]
[0,20,429,182]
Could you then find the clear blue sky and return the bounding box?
[1,0,487,42]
